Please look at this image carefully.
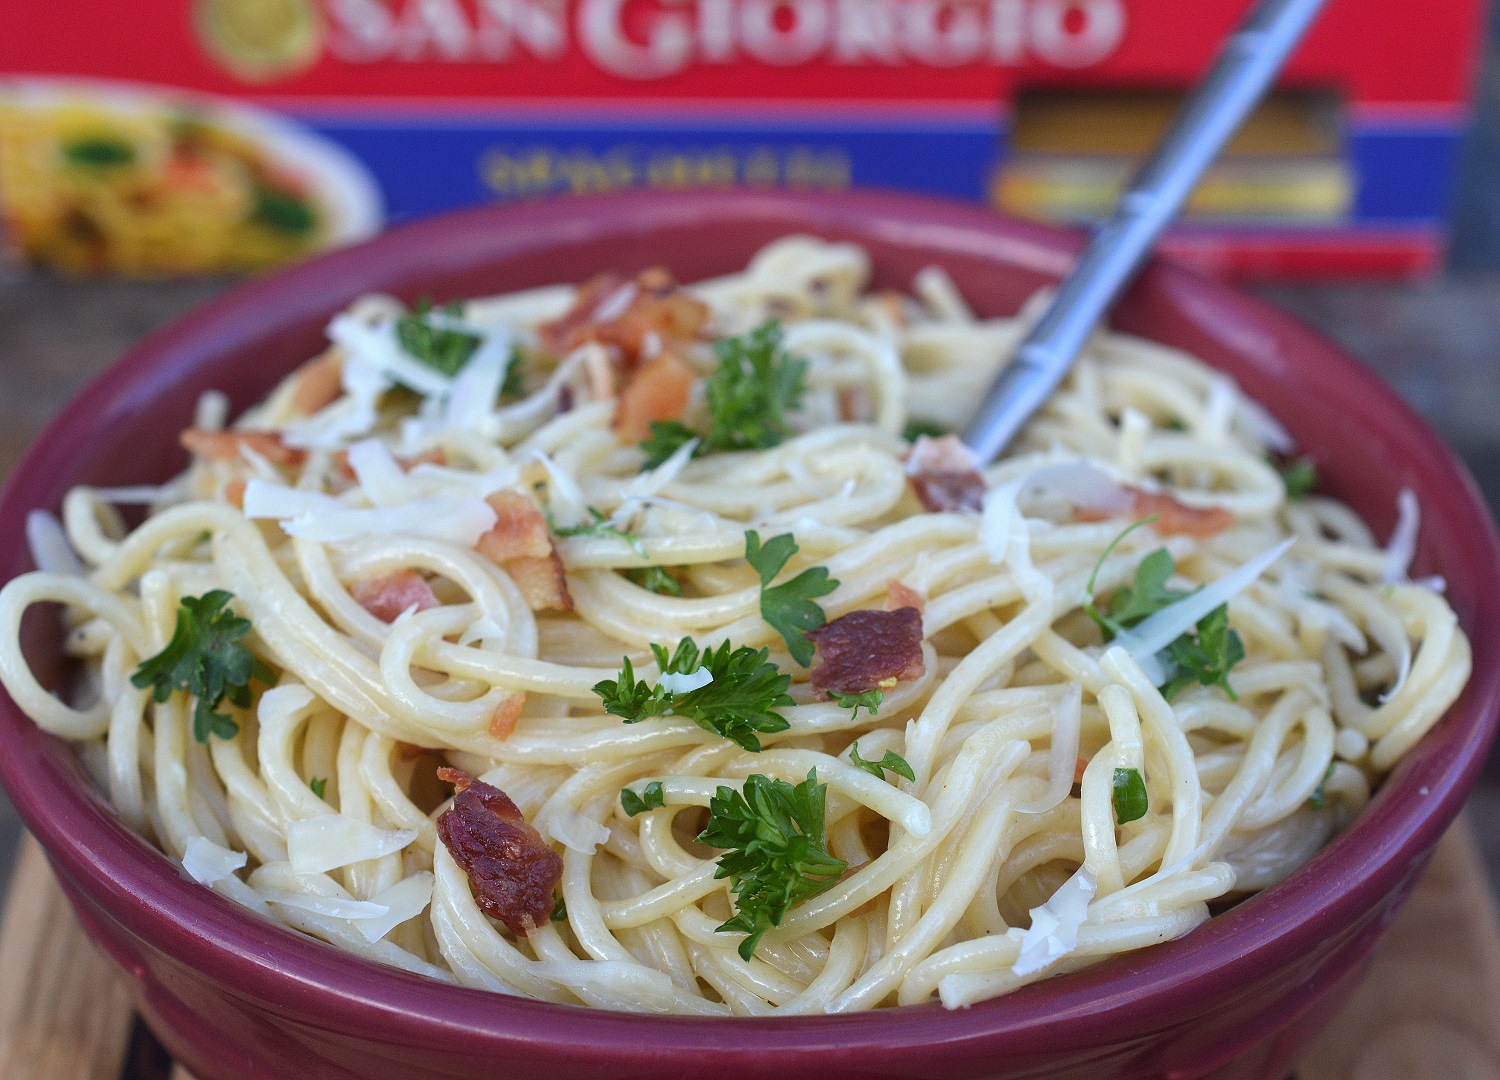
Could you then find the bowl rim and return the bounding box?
[2,187,1498,1061]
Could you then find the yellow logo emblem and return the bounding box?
[193,0,323,82]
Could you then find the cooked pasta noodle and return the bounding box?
[0,95,326,276]
[0,236,1470,1013]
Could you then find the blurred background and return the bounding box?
[3,0,1500,892]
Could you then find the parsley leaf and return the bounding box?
[396,299,481,377]
[1159,603,1245,700]
[309,776,327,800]
[621,780,666,816]
[501,347,525,397]
[550,894,568,922]
[698,770,847,960]
[1308,761,1336,810]
[1083,522,1246,701]
[745,530,838,667]
[64,137,135,167]
[640,320,807,469]
[253,187,316,236]
[1081,517,1166,641]
[592,655,672,724]
[552,506,648,557]
[1113,767,1148,823]
[1277,456,1318,501]
[1093,548,1187,640]
[640,421,700,471]
[901,419,950,443]
[849,741,914,782]
[624,565,683,596]
[592,638,794,752]
[130,591,275,744]
[830,689,882,720]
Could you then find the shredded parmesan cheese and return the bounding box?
[658,667,713,695]
[1011,865,1097,976]
[25,511,84,576]
[352,872,436,942]
[287,817,419,875]
[183,836,248,886]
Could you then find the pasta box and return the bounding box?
[1,0,1484,279]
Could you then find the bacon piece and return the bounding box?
[1131,491,1235,539]
[1075,487,1234,539]
[539,268,709,367]
[904,434,985,514]
[350,570,440,623]
[872,291,909,329]
[807,607,925,698]
[180,428,306,468]
[886,580,926,614]
[334,446,447,483]
[404,448,448,470]
[163,151,221,194]
[474,491,574,612]
[838,387,875,424]
[614,350,697,442]
[505,550,574,614]
[489,693,525,739]
[583,345,618,402]
[476,491,553,563]
[436,768,562,937]
[538,272,624,355]
[289,350,344,416]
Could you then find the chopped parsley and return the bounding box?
[396,298,481,377]
[830,689,882,720]
[1308,762,1336,810]
[620,780,666,816]
[848,741,914,782]
[640,320,807,469]
[624,565,683,596]
[1084,521,1246,701]
[1277,456,1318,501]
[698,770,846,960]
[252,187,316,236]
[901,419,950,443]
[550,894,568,922]
[1158,604,1245,701]
[1088,546,1184,633]
[309,776,327,800]
[1112,767,1148,823]
[501,348,525,397]
[744,530,838,667]
[552,506,648,557]
[592,637,794,752]
[130,591,276,744]
[63,137,135,167]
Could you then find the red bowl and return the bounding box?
[2,189,1498,1080]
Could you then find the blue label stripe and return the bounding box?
[292,109,1463,229]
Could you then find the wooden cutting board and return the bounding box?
[1,822,1497,1080]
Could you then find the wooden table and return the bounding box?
[1,822,1498,1080]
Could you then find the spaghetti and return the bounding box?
[0,94,325,276]
[0,237,1470,1013]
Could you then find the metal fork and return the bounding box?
[962,0,1331,464]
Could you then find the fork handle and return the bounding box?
[962,0,1331,464]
